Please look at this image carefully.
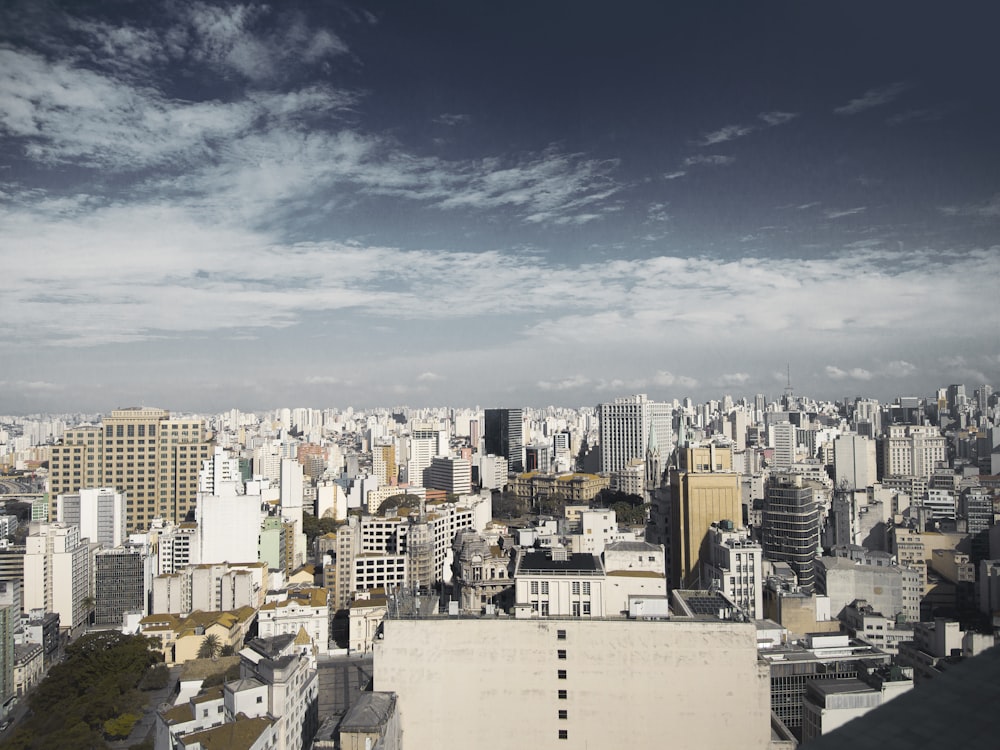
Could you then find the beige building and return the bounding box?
[373,616,772,750]
[257,587,331,655]
[139,607,256,665]
[49,407,213,532]
[510,472,609,505]
[669,444,742,588]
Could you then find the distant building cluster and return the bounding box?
[0,380,998,746]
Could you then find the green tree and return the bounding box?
[197,633,221,660]
[103,712,140,739]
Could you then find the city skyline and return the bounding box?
[3,1,999,413]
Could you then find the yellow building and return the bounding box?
[49,407,213,531]
[138,607,256,665]
[669,445,742,589]
[510,472,610,505]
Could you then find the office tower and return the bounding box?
[94,547,147,625]
[833,434,877,490]
[56,487,126,548]
[484,408,524,472]
[881,424,947,478]
[49,407,213,532]
[24,522,91,632]
[597,395,649,473]
[405,434,436,486]
[425,457,472,495]
[372,443,397,485]
[763,473,821,591]
[769,421,796,468]
[668,444,742,589]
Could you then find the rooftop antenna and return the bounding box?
[783,363,794,409]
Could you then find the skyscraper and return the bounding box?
[668,444,742,589]
[484,408,524,472]
[597,395,649,473]
[49,407,213,532]
[762,472,820,591]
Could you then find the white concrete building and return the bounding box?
[701,521,764,619]
[195,483,262,565]
[374,617,772,750]
[882,424,947,478]
[513,547,606,618]
[833,434,877,490]
[56,487,126,549]
[602,541,667,617]
[598,394,650,473]
[257,587,331,655]
[23,522,90,631]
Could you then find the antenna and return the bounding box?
[783,363,794,408]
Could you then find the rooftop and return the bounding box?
[517,550,602,574]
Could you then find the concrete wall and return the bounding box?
[373,617,772,750]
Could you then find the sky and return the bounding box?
[2,1,999,414]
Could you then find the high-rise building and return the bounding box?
[881,425,947,479]
[769,421,796,468]
[49,407,213,532]
[484,408,524,472]
[372,443,397,485]
[56,487,126,548]
[425,456,472,495]
[763,473,821,592]
[94,547,147,625]
[668,444,742,589]
[833,434,877,491]
[0,581,17,716]
[597,395,650,473]
[23,522,91,632]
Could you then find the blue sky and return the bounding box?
[2,1,998,413]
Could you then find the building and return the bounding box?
[882,424,947,479]
[23,521,91,632]
[424,456,471,496]
[513,547,605,618]
[815,555,921,622]
[152,562,269,615]
[510,472,609,507]
[94,546,148,625]
[770,421,796,468]
[451,530,513,614]
[669,444,742,589]
[833,434,878,490]
[156,633,317,750]
[701,520,764,619]
[257,586,332,655]
[139,607,256,665]
[13,642,44,700]
[801,665,914,743]
[48,407,213,532]
[597,394,649,473]
[373,616,773,750]
[484,408,524,473]
[759,632,892,733]
[195,483,262,565]
[601,541,667,617]
[0,581,16,716]
[55,487,126,548]
[372,443,396,486]
[762,472,821,592]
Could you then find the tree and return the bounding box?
[197,634,221,660]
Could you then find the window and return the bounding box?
[557,649,567,659]
[557,670,567,679]
[558,710,568,720]
[557,629,566,640]
[557,690,567,699]
[256,696,263,704]
[541,581,549,595]
[571,581,580,595]
[582,602,591,615]
[531,581,539,594]
[558,730,568,740]
[582,582,590,595]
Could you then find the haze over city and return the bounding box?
[2,1,999,414]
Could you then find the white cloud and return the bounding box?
[834,82,912,115]
[939,194,1000,218]
[824,207,866,219]
[538,375,591,391]
[716,372,750,387]
[682,154,735,167]
[417,372,444,382]
[758,111,797,126]
[698,124,754,146]
[663,170,687,180]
